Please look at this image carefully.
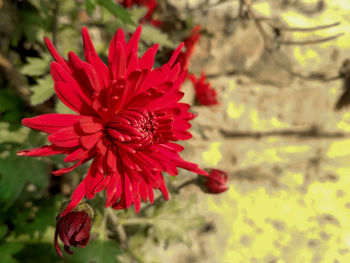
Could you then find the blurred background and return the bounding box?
[1,0,350,262]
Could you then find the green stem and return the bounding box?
[120,218,154,226]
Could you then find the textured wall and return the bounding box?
[171,0,350,262]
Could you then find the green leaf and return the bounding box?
[60,0,78,14]
[0,123,30,144]
[59,27,81,55]
[129,6,147,23]
[0,225,7,240]
[70,240,122,263]
[0,241,24,263]
[85,0,97,16]
[146,195,205,246]
[13,243,60,263]
[30,74,54,106]
[13,195,62,237]
[0,148,48,210]
[55,100,75,114]
[18,8,47,43]
[98,0,134,25]
[1,254,20,263]
[141,25,176,49]
[20,55,51,76]
[0,89,26,127]
[0,242,24,256]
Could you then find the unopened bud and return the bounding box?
[54,203,94,257]
[199,169,229,194]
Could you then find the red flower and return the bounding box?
[201,169,229,194]
[54,205,93,257]
[118,0,162,27]
[177,25,201,70]
[17,26,206,216]
[188,73,219,106]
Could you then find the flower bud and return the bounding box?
[54,203,93,257]
[200,169,229,194]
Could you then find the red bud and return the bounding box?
[201,169,229,194]
[54,204,93,257]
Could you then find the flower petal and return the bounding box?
[48,126,80,148]
[44,37,71,74]
[109,28,126,79]
[60,180,86,217]
[81,27,109,88]
[51,62,95,115]
[22,114,79,134]
[139,44,158,70]
[17,145,68,157]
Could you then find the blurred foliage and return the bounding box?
[0,0,202,262]
[0,146,48,210]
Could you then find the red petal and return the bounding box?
[17,145,67,157]
[109,41,126,79]
[139,44,158,70]
[126,26,142,59]
[54,223,63,257]
[51,62,94,115]
[48,126,80,148]
[51,161,82,176]
[60,180,86,217]
[64,148,90,162]
[124,171,133,209]
[22,114,79,134]
[78,116,103,134]
[168,42,184,67]
[85,161,105,199]
[109,29,126,79]
[44,37,71,74]
[117,70,143,109]
[80,132,102,149]
[68,52,102,94]
[81,27,109,88]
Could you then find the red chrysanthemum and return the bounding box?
[118,0,162,27]
[177,25,201,71]
[17,26,206,216]
[188,72,219,106]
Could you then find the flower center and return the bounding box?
[105,109,159,149]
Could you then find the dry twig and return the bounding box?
[240,0,342,81]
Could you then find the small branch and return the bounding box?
[220,128,349,139]
[240,0,342,81]
[52,0,59,46]
[238,0,244,18]
[106,208,128,251]
[120,218,154,226]
[121,179,200,226]
[99,210,108,240]
[189,0,232,13]
[107,208,145,263]
[269,52,340,82]
[268,21,340,32]
[139,177,199,215]
[277,33,344,46]
[176,178,198,190]
[241,0,271,49]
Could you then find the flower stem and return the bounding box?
[120,218,154,226]
[139,177,199,215]
[106,207,128,250]
[106,208,145,263]
[176,178,199,190]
